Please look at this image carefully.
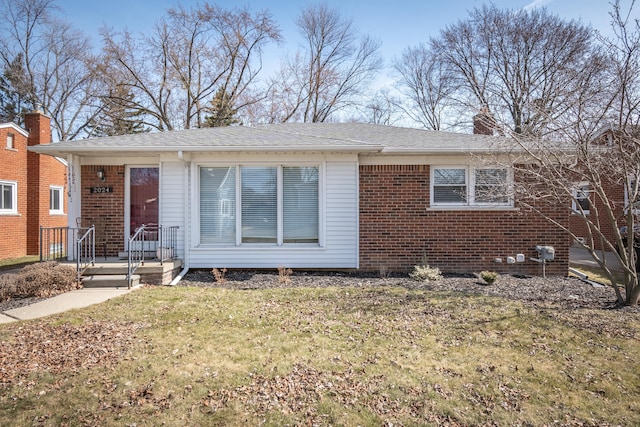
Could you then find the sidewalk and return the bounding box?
[0,287,134,324]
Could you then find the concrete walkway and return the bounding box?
[569,246,624,272]
[0,287,134,324]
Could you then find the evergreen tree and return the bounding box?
[0,54,33,125]
[87,86,148,137]
[204,89,241,127]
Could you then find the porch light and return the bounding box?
[97,168,106,182]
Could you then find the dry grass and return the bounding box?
[0,255,39,269]
[0,285,638,426]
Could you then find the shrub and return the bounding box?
[409,265,442,282]
[480,270,499,285]
[0,274,17,301]
[0,262,80,301]
[212,268,227,284]
[278,265,292,284]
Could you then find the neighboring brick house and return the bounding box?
[568,128,633,251]
[30,122,569,276]
[0,111,67,260]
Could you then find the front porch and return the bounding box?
[65,257,184,287]
[40,224,183,287]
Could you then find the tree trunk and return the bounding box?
[626,282,640,306]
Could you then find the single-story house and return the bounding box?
[29,121,569,276]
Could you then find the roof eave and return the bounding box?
[28,144,383,156]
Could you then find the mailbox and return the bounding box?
[535,245,555,261]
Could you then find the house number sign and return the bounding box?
[89,186,113,194]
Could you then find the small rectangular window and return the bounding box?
[49,186,64,214]
[475,168,509,204]
[572,182,590,215]
[433,168,467,204]
[0,181,16,214]
[431,166,511,207]
[6,133,13,149]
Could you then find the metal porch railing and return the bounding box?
[39,225,70,262]
[127,224,179,288]
[76,226,96,283]
[40,224,179,288]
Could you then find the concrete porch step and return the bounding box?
[117,251,158,259]
[82,274,139,289]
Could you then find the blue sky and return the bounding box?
[59,0,629,82]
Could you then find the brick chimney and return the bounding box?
[24,108,53,254]
[473,106,496,135]
[25,107,51,146]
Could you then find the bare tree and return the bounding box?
[362,90,398,125]
[264,3,382,123]
[426,4,605,135]
[0,0,100,140]
[393,44,456,130]
[499,1,640,306]
[98,3,280,131]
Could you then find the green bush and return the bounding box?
[0,262,80,301]
[409,265,443,282]
[480,270,499,285]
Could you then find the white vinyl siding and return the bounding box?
[160,162,186,258]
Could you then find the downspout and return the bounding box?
[169,150,190,286]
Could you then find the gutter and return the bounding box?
[169,265,189,286]
[568,267,606,288]
[169,149,191,286]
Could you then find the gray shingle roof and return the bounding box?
[28,122,517,157]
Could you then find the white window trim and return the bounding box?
[197,163,324,248]
[6,133,14,150]
[430,165,513,208]
[49,185,65,215]
[572,181,590,215]
[0,180,17,215]
[625,177,640,215]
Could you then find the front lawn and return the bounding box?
[0,284,638,426]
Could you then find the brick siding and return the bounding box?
[80,165,125,257]
[0,127,28,259]
[569,179,625,251]
[359,164,569,276]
